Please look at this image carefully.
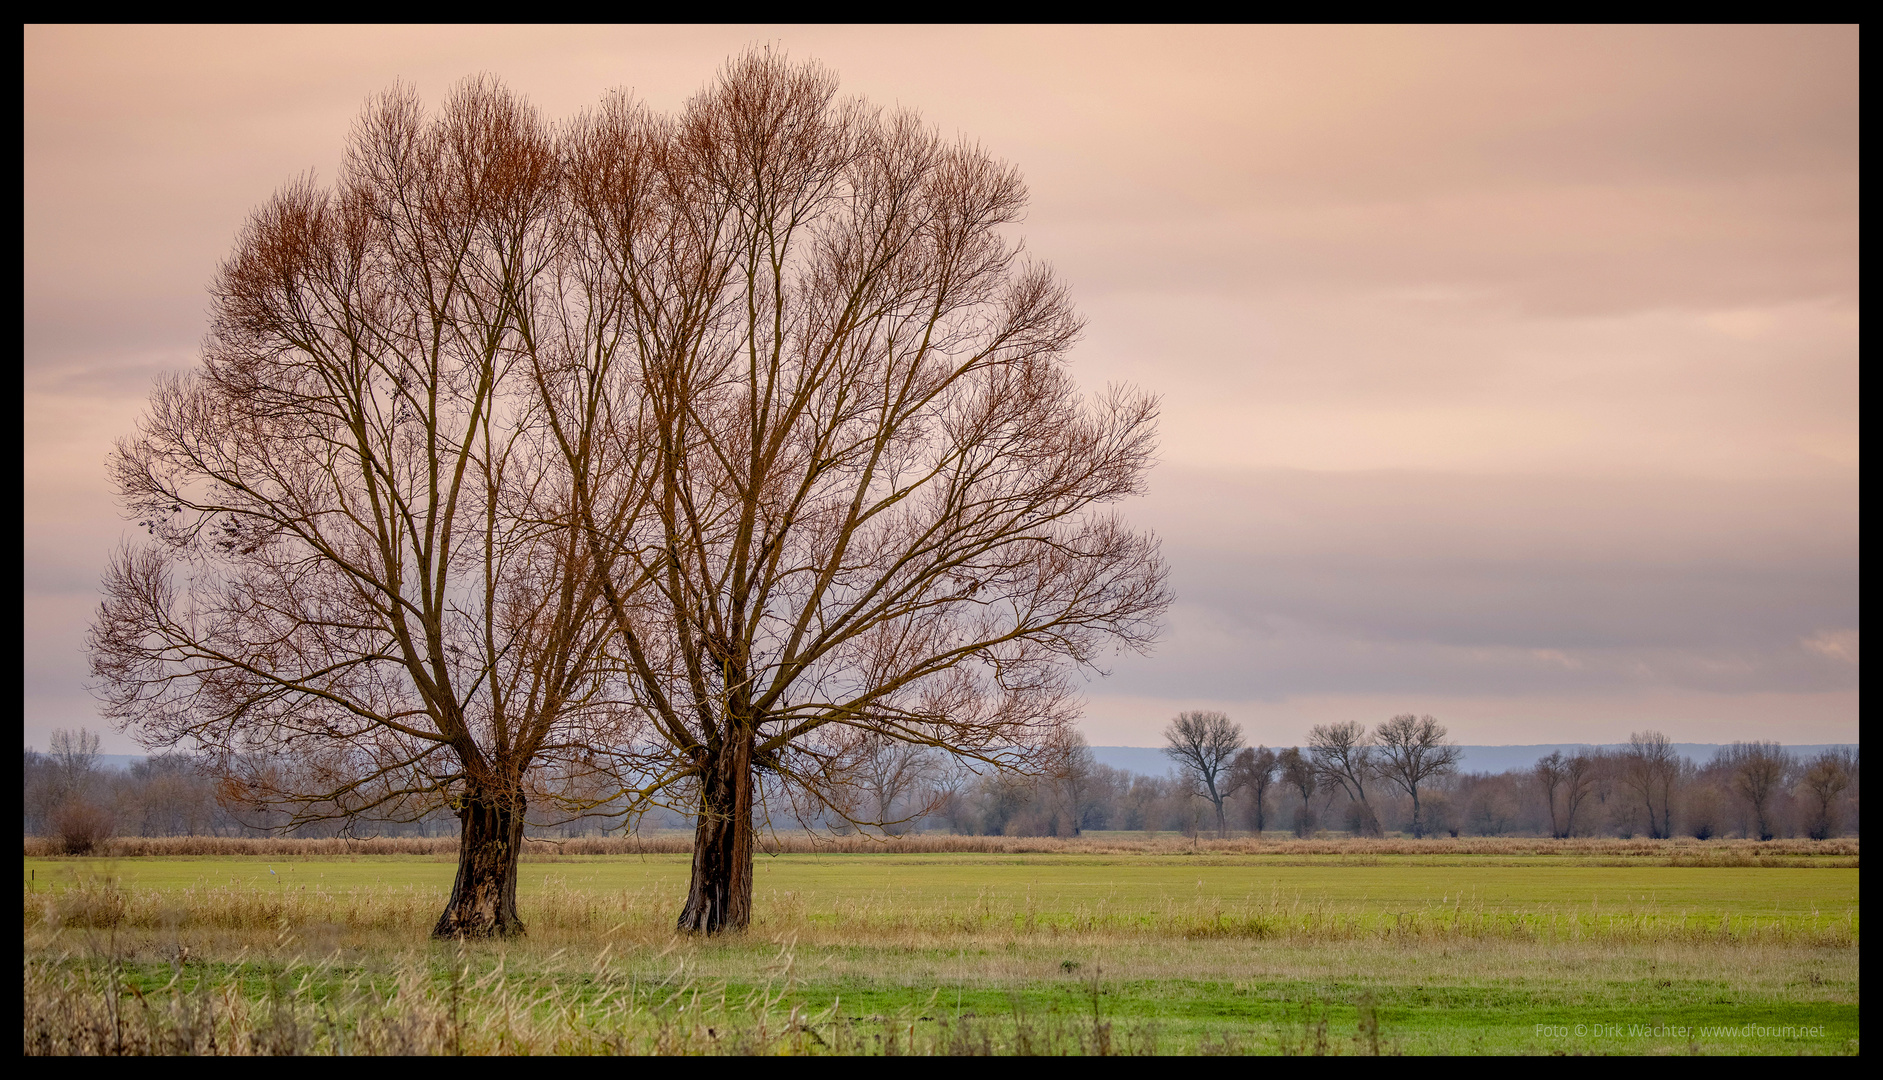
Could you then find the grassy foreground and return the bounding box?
[22,845,1859,1055]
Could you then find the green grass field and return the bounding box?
[22,849,1859,1055]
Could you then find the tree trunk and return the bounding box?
[677,731,756,934]
[432,782,527,939]
[1409,788,1424,839]
[1346,796,1382,837]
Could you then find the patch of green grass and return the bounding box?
[24,853,1859,914]
[22,852,1860,1054]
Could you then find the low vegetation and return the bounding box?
[22,846,1858,1054]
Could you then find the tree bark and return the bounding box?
[676,731,756,934]
[432,782,527,939]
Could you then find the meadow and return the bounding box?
[22,837,1859,1055]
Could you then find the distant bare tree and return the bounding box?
[1683,761,1726,840]
[48,728,101,799]
[1050,731,1102,836]
[852,733,945,834]
[124,755,219,837]
[1534,749,1603,839]
[1373,714,1459,838]
[1229,745,1278,834]
[1462,772,1521,835]
[1718,741,1789,840]
[1162,711,1244,837]
[1620,731,1680,839]
[1798,749,1853,840]
[1535,751,1567,838]
[44,730,112,854]
[1277,745,1317,836]
[1557,751,1602,838]
[1308,721,1380,836]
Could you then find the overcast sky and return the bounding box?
[24,25,1858,753]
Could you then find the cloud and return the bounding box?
[1801,630,1859,666]
[1088,465,1858,701]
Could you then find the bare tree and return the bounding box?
[1050,730,1102,837]
[1162,711,1244,837]
[39,729,111,853]
[1462,772,1522,835]
[1277,745,1317,837]
[1798,749,1853,840]
[1535,751,1567,839]
[1536,749,1602,839]
[1373,714,1460,838]
[122,754,220,837]
[1308,721,1380,836]
[1229,745,1278,834]
[551,51,1169,931]
[1620,731,1680,839]
[47,728,102,805]
[1717,741,1789,840]
[90,79,629,937]
[1559,751,1603,838]
[852,732,945,834]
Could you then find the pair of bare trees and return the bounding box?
[89,53,1169,936]
[1617,731,1681,839]
[1306,715,1460,838]
[1156,712,1283,837]
[1533,749,1603,838]
[1715,742,1845,841]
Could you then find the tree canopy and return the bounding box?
[91,51,1170,936]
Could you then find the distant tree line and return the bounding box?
[927,723,1859,841]
[25,723,1859,847]
[23,728,698,850]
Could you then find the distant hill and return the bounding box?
[87,754,151,772]
[1089,743,1858,779]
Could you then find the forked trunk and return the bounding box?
[677,732,756,934]
[432,783,526,939]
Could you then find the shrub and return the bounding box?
[51,799,114,855]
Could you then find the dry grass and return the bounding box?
[21,938,1166,1056]
[20,832,1859,864]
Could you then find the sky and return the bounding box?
[23,25,1858,754]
